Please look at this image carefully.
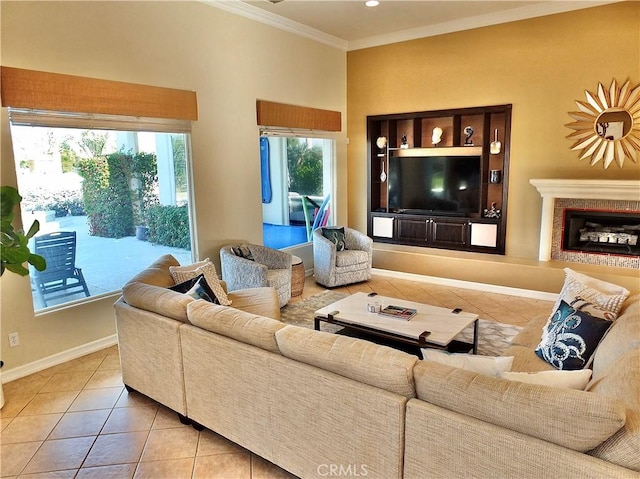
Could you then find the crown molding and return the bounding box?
[203,0,348,51]
[347,0,621,51]
[203,0,621,53]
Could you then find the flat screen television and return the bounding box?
[388,155,481,216]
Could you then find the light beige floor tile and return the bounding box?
[133,457,194,479]
[48,355,104,375]
[75,463,137,479]
[39,371,93,394]
[140,426,199,462]
[0,393,34,419]
[116,390,158,409]
[97,354,122,372]
[22,436,95,475]
[17,469,77,478]
[0,441,42,477]
[193,452,251,479]
[67,387,123,412]
[0,413,62,444]
[151,406,189,430]
[48,409,111,440]
[251,454,298,479]
[84,371,123,390]
[197,429,246,457]
[101,406,158,434]
[19,392,78,416]
[83,431,147,468]
[3,374,50,397]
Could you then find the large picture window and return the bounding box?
[9,113,195,311]
[261,135,335,249]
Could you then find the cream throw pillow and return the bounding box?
[421,349,513,377]
[501,369,592,390]
[170,259,232,306]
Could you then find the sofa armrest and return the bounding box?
[413,360,626,451]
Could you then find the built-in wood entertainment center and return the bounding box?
[367,104,511,254]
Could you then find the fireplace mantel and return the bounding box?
[530,179,640,261]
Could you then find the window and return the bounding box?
[261,135,335,249]
[9,112,195,311]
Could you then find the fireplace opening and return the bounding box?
[562,209,640,257]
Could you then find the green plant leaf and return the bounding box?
[28,253,47,272]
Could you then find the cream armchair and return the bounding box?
[220,244,292,307]
[313,227,373,288]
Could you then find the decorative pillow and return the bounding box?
[169,259,232,306]
[551,268,630,321]
[535,300,613,370]
[169,274,217,304]
[231,245,254,261]
[421,349,514,377]
[501,369,592,390]
[321,227,347,251]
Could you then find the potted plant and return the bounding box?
[1,186,46,276]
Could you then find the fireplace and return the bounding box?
[562,209,640,257]
[530,179,640,269]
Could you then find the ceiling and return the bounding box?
[209,0,617,50]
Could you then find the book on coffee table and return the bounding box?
[378,305,417,320]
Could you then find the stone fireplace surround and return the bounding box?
[530,179,640,269]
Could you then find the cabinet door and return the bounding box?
[372,216,394,238]
[396,217,429,244]
[430,219,469,247]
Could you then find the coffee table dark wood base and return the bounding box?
[314,315,478,357]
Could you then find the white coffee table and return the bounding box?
[314,292,479,353]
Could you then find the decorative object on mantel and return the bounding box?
[400,132,408,149]
[490,129,502,154]
[432,127,443,145]
[565,79,640,168]
[483,202,501,219]
[463,126,474,146]
[376,136,387,150]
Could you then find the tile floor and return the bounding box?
[1,274,555,478]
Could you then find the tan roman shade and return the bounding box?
[1,66,198,121]
[256,100,341,132]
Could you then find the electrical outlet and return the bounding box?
[8,332,20,347]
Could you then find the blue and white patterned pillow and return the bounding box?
[535,300,613,370]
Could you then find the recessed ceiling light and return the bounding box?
[365,0,379,7]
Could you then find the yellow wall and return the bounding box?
[0,1,347,373]
[347,2,640,292]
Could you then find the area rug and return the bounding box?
[280,291,523,356]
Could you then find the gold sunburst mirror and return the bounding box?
[566,79,640,168]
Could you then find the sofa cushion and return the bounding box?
[591,294,640,380]
[587,348,640,471]
[421,350,514,377]
[501,369,592,390]
[122,282,193,323]
[125,254,179,287]
[413,359,626,451]
[169,258,231,306]
[535,300,613,370]
[503,345,557,373]
[275,325,417,398]
[187,300,284,354]
[226,287,281,320]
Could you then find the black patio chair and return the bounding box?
[31,231,90,307]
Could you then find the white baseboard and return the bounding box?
[372,268,558,302]
[1,334,118,384]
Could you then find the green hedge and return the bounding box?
[147,205,191,250]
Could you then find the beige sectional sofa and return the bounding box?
[114,255,640,478]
